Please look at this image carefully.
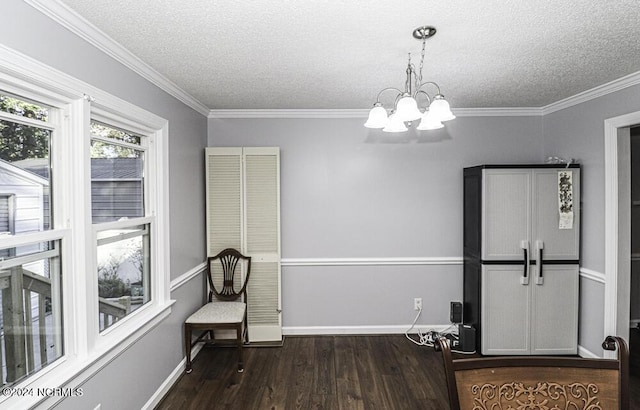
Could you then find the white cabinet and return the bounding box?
[205,147,282,343]
[464,165,580,355]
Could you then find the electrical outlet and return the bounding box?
[414,297,422,311]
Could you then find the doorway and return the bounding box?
[603,110,640,358]
[631,126,640,375]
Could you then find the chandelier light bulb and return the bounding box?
[364,104,389,128]
[429,95,456,122]
[395,95,423,122]
[383,113,408,133]
[416,109,444,130]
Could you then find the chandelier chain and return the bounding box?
[417,34,427,88]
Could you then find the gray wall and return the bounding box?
[1,1,207,408]
[208,116,543,328]
[542,83,640,354]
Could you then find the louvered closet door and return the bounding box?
[244,148,281,342]
[205,147,282,343]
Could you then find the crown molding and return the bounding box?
[542,70,640,115]
[453,107,542,117]
[208,109,370,119]
[208,107,543,119]
[25,0,210,117]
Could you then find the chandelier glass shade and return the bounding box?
[383,112,409,133]
[364,26,455,132]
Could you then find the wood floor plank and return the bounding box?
[255,343,293,409]
[284,336,316,409]
[313,336,337,396]
[352,337,395,409]
[335,336,365,410]
[389,336,449,407]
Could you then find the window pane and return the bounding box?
[0,241,63,386]
[0,119,52,233]
[97,224,150,332]
[90,141,144,224]
[0,94,49,122]
[90,122,140,146]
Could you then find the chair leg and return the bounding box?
[185,323,193,374]
[237,325,244,373]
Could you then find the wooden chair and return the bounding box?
[184,248,251,373]
[435,335,629,410]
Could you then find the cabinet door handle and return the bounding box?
[521,247,529,285]
[536,240,544,285]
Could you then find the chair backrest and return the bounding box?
[207,248,251,302]
[435,335,629,410]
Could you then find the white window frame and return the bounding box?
[0,45,172,409]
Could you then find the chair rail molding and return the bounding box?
[281,256,463,267]
[170,262,207,292]
[579,268,606,284]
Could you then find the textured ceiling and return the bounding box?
[58,0,640,110]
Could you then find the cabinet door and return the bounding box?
[531,169,580,261]
[482,169,531,260]
[530,264,579,354]
[481,265,531,355]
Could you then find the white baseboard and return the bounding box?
[142,343,204,410]
[283,324,453,336]
[578,344,600,359]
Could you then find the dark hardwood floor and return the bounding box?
[157,335,640,410]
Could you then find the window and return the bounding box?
[0,94,62,387]
[0,47,171,408]
[90,121,150,331]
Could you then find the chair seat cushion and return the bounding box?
[186,301,246,324]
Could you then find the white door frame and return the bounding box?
[604,111,640,355]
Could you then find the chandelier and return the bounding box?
[364,26,455,132]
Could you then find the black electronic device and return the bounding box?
[459,324,476,353]
[450,301,463,324]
